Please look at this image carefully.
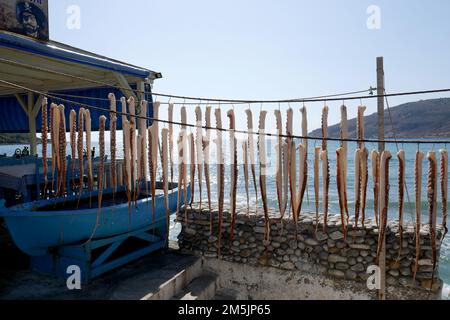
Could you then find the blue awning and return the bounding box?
[0,32,158,79]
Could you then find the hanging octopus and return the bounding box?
[168,103,174,186]
[215,108,225,257]
[354,149,362,227]
[372,150,380,227]
[228,109,238,242]
[188,133,196,209]
[258,110,270,258]
[427,151,438,290]
[242,141,250,215]
[128,97,137,203]
[41,98,48,196]
[360,148,369,226]
[413,151,424,281]
[297,107,308,220]
[286,108,296,219]
[176,133,185,220]
[441,149,448,240]
[336,147,347,240]
[148,102,160,219]
[50,103,59,195]
[204,106,213,232]
[321,106,330,232]
[245,108,258,207]
[195,107,204,210]
[97,115,107,224]
[340,105,349,222]
[123,119,132,215]
[397,150,406,258]
[57,105,67,197]
[314,146,321,229]
[69,109,77,190]
[376,151,392,265]
[108,93,118,200]
[162,128,170,237]
[180,107,189,219]
[85,109,93,204]
[77,108,85,202]
[274,110,285,219]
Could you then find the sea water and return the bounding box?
[2,135,449,299]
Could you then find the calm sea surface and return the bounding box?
[2,133,449,298]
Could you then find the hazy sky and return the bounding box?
[48,0,450,133]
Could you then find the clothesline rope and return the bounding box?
[1,79,450,145]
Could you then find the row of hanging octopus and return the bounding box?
[41,96,448,285]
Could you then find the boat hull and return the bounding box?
[0,185,191,256]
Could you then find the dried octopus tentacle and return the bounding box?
[84,109,93,203]
[195,107,203,211]
[123,119,132,216]
[413,151,424,281]
[41,98,48,196]
[204,107,213,230]
[227,109,238,242]
[289,140,298,222]
[148,102,160,218]
[354,149,362,228]
[97,116,107,225]
[258,110,270,258]
[188,133,196,209]
[58,105,67,197]
[376,151,392,265]
[215,108,225,257]
[440,149,448,240]
[314,146,321,230]
[357,106,366,149]
[245,109,258,206]
[138,100,148,185]
[274,110,284,219]
[203,136,213,232]
[176,133,184,218]
[242,141,250,215]
[282,142,289,216]
[77,108,85,202]
[286,108,296,219]
[341,105,349,222]
[51,103,60,195]
[296,144,307,219]
[162,128,170,238]
[371,150,380,227]
[336,147,347,240]
[108,93,117,199]
[397,150,406,258]
[321,150,330,233]
[299,107,308,219]
[135,135,143,201]
[168,103,174,186]
[128,97,137,203]
[69,110,77,190]
[360,148,369,227]
[427,151,438,290]
[182,131,189,221]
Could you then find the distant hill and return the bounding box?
[0,133,41,145]
[310,98,450,138]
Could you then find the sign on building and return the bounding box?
[0,0,49,41]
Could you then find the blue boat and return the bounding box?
[0,183,191,257]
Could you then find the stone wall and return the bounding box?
[177,205,444,300]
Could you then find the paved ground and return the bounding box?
[0,238,198,300]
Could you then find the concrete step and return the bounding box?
[172,272,219,300]
[141,255,202,300]
[214,288,240,300]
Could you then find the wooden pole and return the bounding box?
[27,92,37,156]
[377,57,386,300]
